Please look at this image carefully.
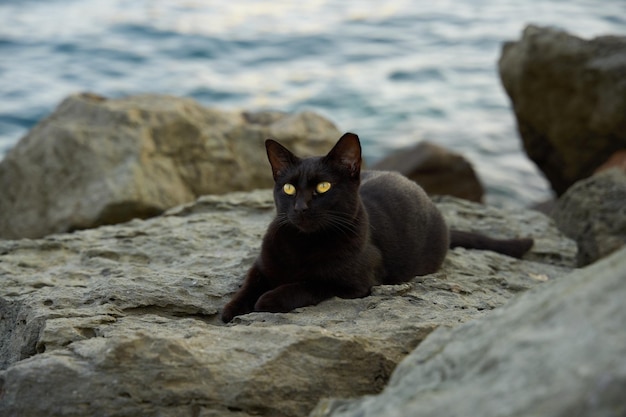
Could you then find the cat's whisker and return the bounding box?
[319,212,360,237]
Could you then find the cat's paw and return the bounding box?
[220,308,234,323]
[221,301,250,323]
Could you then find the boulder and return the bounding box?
[551,169,626,266]
[0,190,575,417]
[499,25,626,195]
[372,141,484,202]
[312,246,626,417]
[0,93,340,240]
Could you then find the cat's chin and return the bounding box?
[292,222,320,234]
[288,215,321,234]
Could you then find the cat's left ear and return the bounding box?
[325,132,362,178]
[266,139,299,180]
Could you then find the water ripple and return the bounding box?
[0,0,625,206]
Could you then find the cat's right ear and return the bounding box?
[266,139,299,180]
[325,132,362,178]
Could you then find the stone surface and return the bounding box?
[0,190,575,417]
[312,246,626,417]
[372,141,485,202]
[551,169,626,267]
[0,93,340,240]
[499,25,626,195]
[434,195,575,268]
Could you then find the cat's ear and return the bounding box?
[325,132,362,177]
[266,139,299,180]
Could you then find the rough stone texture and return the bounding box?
[551,169,626,267]
[0,190,575,417]
[372,141,485,202]
[0,93,340,240]
[499,25,626,195]
[312,246,626,417]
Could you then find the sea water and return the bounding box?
[1,0,624,206]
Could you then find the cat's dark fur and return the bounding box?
[221,133,533,323]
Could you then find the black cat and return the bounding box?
[221,133,532,323]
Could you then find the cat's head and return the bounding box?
[265,133,362,234]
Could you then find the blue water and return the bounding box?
[1,0,625,206]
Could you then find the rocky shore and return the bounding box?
[0,190,575,417]
[1,25,625,417]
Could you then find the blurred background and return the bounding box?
[1,0,624,206]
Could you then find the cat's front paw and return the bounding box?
[221,301,250,323]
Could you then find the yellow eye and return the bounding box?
[283,183,296,195]
[316,181,332,194]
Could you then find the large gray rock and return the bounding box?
[312,246,626,417]
[0,93,340,240]
[499,25,626,195]
[551,169,626,266]
[0,190,574,417]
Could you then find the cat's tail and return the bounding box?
[449,230,533,259]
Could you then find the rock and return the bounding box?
[0,93,340,240]
[0,190,575,417]
[551,169,626,266]
[312,246,626,417]
[372,141,484,202]
[499,25,626,195]
[435,195,575,268]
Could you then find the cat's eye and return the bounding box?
[316,181,332,194]
[283,183,296,195]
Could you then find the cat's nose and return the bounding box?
[294,199,309,213]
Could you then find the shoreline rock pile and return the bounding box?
[1,24,625,417]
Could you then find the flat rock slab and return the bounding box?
[0,191,575,417]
